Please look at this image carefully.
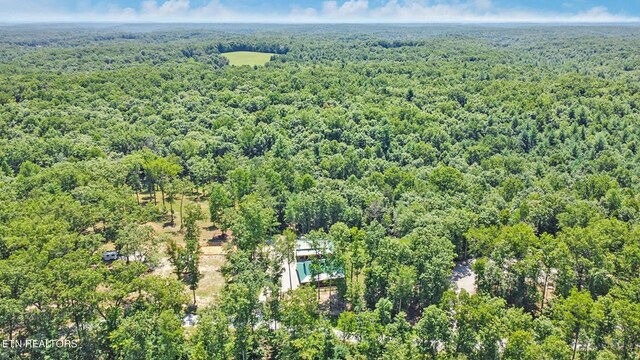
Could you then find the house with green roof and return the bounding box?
[294,239,344,285]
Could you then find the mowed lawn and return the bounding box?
[222,51,275,66]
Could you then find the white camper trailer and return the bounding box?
[102,250,119,262]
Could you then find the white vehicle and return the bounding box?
[102,251,119,262]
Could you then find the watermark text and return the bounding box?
[1,339,78,349]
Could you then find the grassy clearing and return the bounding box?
[222,51,275,66]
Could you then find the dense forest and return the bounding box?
[1,24,640,359]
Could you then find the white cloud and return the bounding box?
[317,0,639,23]
[322,0,369,18]
[0,0,638,23]
[474,0,492,12]
[290,6,318,18]
[141,0,191,18]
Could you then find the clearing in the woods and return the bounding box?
[222,51,275,66]
[145,192,226,307]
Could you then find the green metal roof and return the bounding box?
[295,259,344,284]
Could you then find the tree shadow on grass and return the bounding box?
[208,232,228,246]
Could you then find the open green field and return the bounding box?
[222,51,275,66]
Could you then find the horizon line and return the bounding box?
[2,21,640,25]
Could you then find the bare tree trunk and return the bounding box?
[180,193,185,229]
[572,327,580,360]
[74,316,83,344]
[135,191,140,205]
[350,263,354,284]
[288,258,293,291]
[464,238,468,260]
[541,273,549,310]
[329,278,332,312]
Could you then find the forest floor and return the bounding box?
[451,260,476,295]
[143,192,480,308]
[113,192,481,309]
[145,191,227,307]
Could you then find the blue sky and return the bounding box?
[2,0,639,23]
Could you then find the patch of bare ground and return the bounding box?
[319,287,345,317]
[451,260,476,295]
[144,193,229,306]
